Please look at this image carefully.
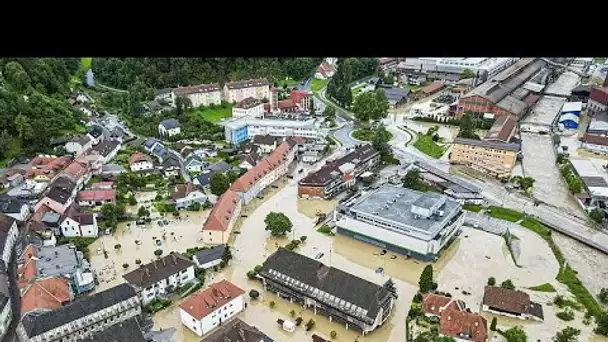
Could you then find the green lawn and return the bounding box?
[81,57,92,71]
[311,78,329,93]
[279,77,302,87]
[352,128,393,142]
[0,138,21,167]
[413,135,446,159]
[187,105,233,123]
[404,84,421,91]
[462,204,482,212]
[528,283,556,292]
[486,206,523,222]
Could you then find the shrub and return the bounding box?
[330,331,337,339]
[501,279,515,290]
[487,277,496,286]
[253,265,263,273]
[490,317,497,331]
[269,301,275,308]
[300,235,307,243]
[599,288,608,304]
[135,259,141,264]
[114,244,121,250]
[122,263,129,269]
[249,289,260,299]
[290,309,295,317]
[154,249,163,257]
[556,309,575,321]
[247,270,256,279]
[305,318,315,331]
[413,292,423,303]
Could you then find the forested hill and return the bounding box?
[91,58,323,89]
[0,58,85,160]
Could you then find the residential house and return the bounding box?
[62,161,91,190]
[88,140,121,164]
[80,317,146,342]
[0,194,30,221]
[60,204,98,238]
[257,248,394,335]
[0,267,12,341]
[298,145,380,199]
[143,137,162,152]
[123,253,196,304]
[40,211,62,236]
[24,220,57,247]
[192,244,226,269]
[202,190,242,245]
[449,138,521,179]
[65,135,93,156]
[193,170,215,189]
[155,88,174,103]
[17,284,140,342]
[233,97,265,119]
[0,216,18,270]
[421,81,445,96]
[35,177,78,215]
[161,157,181,177]
[238,151,260,170]
[20,269,73,315]
[159,119,182,137]
[482,286,544,321]
[422,294,488,342]
[185,155,206,173]
[77,189,116,207]
[129,152,155,172]
[302,151,320,163]
[315,61,335,80]
[169,183,207,210]
[0,169,25,189]
[208,161,232,174]
[26,156,72,183]
[179,280,245,337]
[91,181,114,190]
[18,243,96,295]
[87,125,104,145]
[253,134,278,154]
[223,78,270,103]
[152,143,169,162]
[109,126,127,142]
[588,78,608,115]
[376,85,410,108]
[101,164,125,176]
[172,84,222,108]
[201,318,273,342]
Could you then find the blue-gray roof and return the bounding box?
[144,137,159,149]
[194,244,225,265]
[208,161,231,173]
[160,119,180,129]
[380,87,410,102]
[152,145,167,157]
[195,171,215,187]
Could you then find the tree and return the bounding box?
[114,244,121,250]
[4,61,31,91]
[226,170,240,183]
[122,263,129,269]
[101,203,126,228]
[264,212,293,237]
[187,202,201,211]
[210,172,230,196]
[599,288,608,304]
[501,279,515,290]
[14,114,34,140]
[372,126,392,157]
[299,236,307,243]
[458,113,480,139]
[269,300,276,308]
[403,169,422,189]
[502,326,527,342]
[487,277,496,286]
[128,196,137,205]
[461,69,476,80]
[383,73,395,85]
[352,91,375,123]
[330,331,337,339]
[490,317,497,331]
[221,245,233,264]
[137,206,150,218]
[371,89,390,121]
[249,289,259,299]
[590,209,603,224]
[154,249,163,257]
[0,130,12,159]
[418,265,435,293]
[596,312,608,335]
[555,327,580,342]
[323,105,336,119]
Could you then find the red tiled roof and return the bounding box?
[421,293,453,315]
[32,204,52,223]
[422,81,444,94]
[91,181,115,189]
[63,162,88,180]
[583,133,608,146]
[290,89,312,105]
[179,280,245,320]
[440,306,488,342]
[26,156,72,179]
[230,140,292,193]
[485,114,517,142]
[278,99,297,109]
[202,190,240,232]
[591,86,608,106]
[77,190,116,202]
[483,286,530,315]
[129,152,152,165]
[21,277,71,315]
[17,245,38,289]
[173,83,220,95]
[523,93,541,105]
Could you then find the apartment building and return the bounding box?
[223,117,319,145]
[257,248,394,335]
[336,186,464,261]
[298,145,380,199]
[59,204,98,238]
[450,138,521,179]
[179,280,245,337]
[172,83,222,108]
[232,97,264,119]
[17,283,141,342]
[202,190,242,245]
[77,189,116,207]
[588,77,608,115]
[0,215,20,269]
[223,78,270,103]
[80,318,146,342]
[0,268,12,341]
[123,253,196,304]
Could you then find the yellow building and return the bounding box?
[450,138,520,179]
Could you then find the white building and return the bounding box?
[65,135,92,156]
[202,190,242,245]
[158,119,181,137]
[399,57,518,85]
[129,152,154,172]
[179,280,245,337]
[122,253,196,304]
[223,117,320,145]
[223,78,270,103]
[172,83,222,108]
[60,210,98,238]
[232,97,265,119]
[0,196,30,221]
[0,216,19,269]
[0,293,11,341]
[192,244,226,269]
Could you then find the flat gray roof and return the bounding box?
[453,137,521,151]
[346,186,461,237]
[37,245,82,278]
[523,95,566,125]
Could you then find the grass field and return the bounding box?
[462,204,482,212]
[188,105,233,123]
[0,138,22,167]
[486,206,523,222]
[311,79,329,93]
[81,58,92,71]
[413,135,446,159]
[279,78,302,87]
[352,128,393,142]
[527,283,556,292]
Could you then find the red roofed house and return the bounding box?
[77,189,116,207]
[315,62,335,80]
[26,156,72,183]
[62,161,91,190]
[277,99,298,113]
[91,181,114,190]
[202,190,241,245]
[179,280,245,337]
[421,81,445,95]
[290,89,313,112]
[129,152,154,172]
[422,294,488,342]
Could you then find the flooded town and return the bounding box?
[3,57,608,342]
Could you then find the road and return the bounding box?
[167,149,191,183]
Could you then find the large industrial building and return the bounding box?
[397,58,518,86]
[335,186,464,261]
[222,117,319,145]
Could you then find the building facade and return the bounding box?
[449,138,520,179]
[0,216,19,269]
[232,97,265,119]
[172,84,222,108]
[179,280,245,337]
[223,118,319,145]
[335,186,464,261]
[202,190,242,245]
[223,78,270,103]
[129,152,154,172]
